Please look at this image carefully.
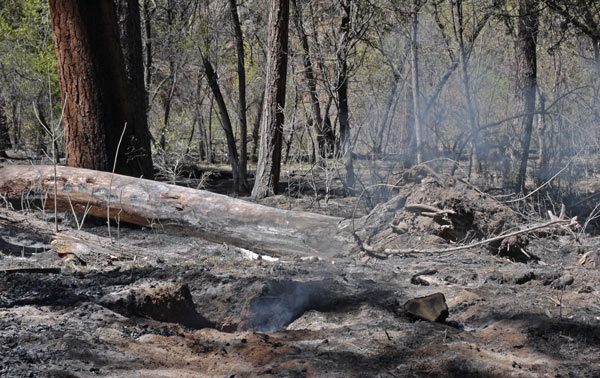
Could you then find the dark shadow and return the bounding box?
[0,236,51,257]
[478,312,600,359]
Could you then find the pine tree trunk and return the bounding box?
[252,0,290,199]
[48,0,153,178]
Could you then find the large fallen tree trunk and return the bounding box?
[0,165,353,258]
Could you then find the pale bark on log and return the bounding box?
[0,165,353,258]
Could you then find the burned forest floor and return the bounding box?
[1,162,600,377]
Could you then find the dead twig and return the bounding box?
[383,219,570,255]
[502,159,571,204]
[405,203,456,217]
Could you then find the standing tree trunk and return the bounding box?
[411,0,423,165]
[252,0,290,199]
[336,1,351,152]
[141,0,154,93]
[229,0,249,178]
[452,0,479,177]
[401,61,415,164]
[536,91,549,186]
[202,53,247,194]
[114,0,154,178]
[291,0,326,160]
[511,0,539,192]
[375,72,400,155]
[48,0,154,178]
[251,89,265,163]
[0,97,11,157]
[336,1,356,192]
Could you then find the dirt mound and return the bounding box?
[353,167,517,253]
[99,282,213,329]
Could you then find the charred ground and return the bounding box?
[0,164,599,377]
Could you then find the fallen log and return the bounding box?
[0,165,353,258]
[0,207,141,265]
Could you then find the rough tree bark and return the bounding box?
[48,0,154,179]
[114,0,154,178]
[511,0,539,192]
[229,0,249,178]
[252,0,290,199]
[0,165,353,258]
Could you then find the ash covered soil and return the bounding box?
[1,169,600,377]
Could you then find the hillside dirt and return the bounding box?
[0,166,599,377]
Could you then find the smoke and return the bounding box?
[243,279,345,332]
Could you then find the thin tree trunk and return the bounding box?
[195,75,207,160]
[594,37,600,78]
[0,97,11,157]
[11,101,21,150]
[252,0,290,199]
[536,91,548,185]
[336,1,351,152]
[251,89,265,163]
[208,96,214,163]
[159,61,176,151]
[452,0,479,177]
[291,0,325,160]
[401,61,415,163]
[411,0,423,165]
[229,0,248,178]
[336,1,356,191]
[142,0,154,92]
[375,73,400,155]
[202,53,247,193]
[511,0,539,191]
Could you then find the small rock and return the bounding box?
[551,275,574,289]
[404,292,449,323]
[410,276,430,286]
[514,271,535,285]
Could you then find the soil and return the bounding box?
[1,167,599,377]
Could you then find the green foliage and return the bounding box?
[0,0,57,93]
[0,0,59,149]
